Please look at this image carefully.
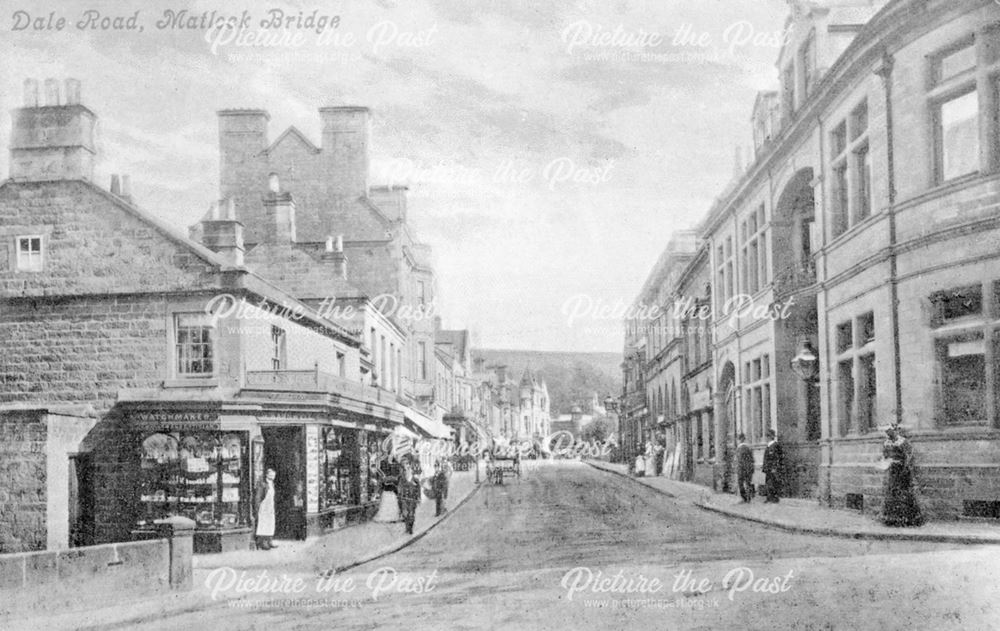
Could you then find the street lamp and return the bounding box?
[790,339,819,383]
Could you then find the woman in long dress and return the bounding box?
[373,459,401,523]
[881,425,923,527]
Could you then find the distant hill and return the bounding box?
[473,349,622,416]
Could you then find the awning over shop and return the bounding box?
[398,404,453,440]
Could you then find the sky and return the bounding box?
[0,0,790,353]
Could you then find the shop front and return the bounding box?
[120,384,406,552]
[127,407,261,553]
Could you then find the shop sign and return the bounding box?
[131,411,220,429]
[306,425,320,514]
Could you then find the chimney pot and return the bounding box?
[64,79,81,105]
[44,78,59,106]
[325,236,334,252]
[110,174,121,195]
[268,173,280,193]
[121,174,131,200]
[210,201,221,220]
[225,197,236,220]
[335,234,344,252]
[23,79,39,107]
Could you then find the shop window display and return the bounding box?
[138,431,248,529]
[320,428,357,508]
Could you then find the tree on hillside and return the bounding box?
[580,417,611,443]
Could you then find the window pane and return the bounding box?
[838,360,854,436]
[939,90,980,181]
[939,338,986,424]
[831,122,847,157]
[858,312,875,345]
[931,285,982,324]
[837,321,853,353]
[935,43,976,84]
[855,143,871,221]
[850,101,868,138]
[832,163,849,237]
[858,354,876,433]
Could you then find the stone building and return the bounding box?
[216,107,439,414]
[626,0,1000,520]
[0,80,449,552]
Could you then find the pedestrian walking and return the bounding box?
[432,459,449,516]
[254,468,277,550]
[634,452,646,477]
[398,463,422,535]
[736,433,755,502]
[880,424,923,527]
[762,429,783,503]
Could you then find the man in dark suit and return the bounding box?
[735,433,755,502]
[398,463,422,535]
[762,429,783,503]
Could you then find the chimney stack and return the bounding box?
[262,174,296,243]
[319,106,371,197]
[321,233,348,279]
[200,197,245,266]
[10,77,96,182]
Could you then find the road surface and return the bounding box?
[82,460,1000,630]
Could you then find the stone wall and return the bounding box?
[0,410,46,552]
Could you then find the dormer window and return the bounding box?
[16,236,43,272]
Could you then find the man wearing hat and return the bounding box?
[762,430,783,503]
[255,469,277,550]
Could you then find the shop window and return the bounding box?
[175,314,214,377]
[320,428,358,508]
[15,236,43,272]
[138,432,247,530]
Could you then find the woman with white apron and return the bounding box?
[255,469,277,550]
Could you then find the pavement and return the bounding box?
[57,459,1000,631]
[6,466,484,631]
[585,459,1000,544]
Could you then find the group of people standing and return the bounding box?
[735,425,922,527]
[251,455,455,551]
[373,456,452,535]
[736,429,783,504]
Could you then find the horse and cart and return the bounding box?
[485,450,522,485]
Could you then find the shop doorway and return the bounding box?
[261,427,306,540]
